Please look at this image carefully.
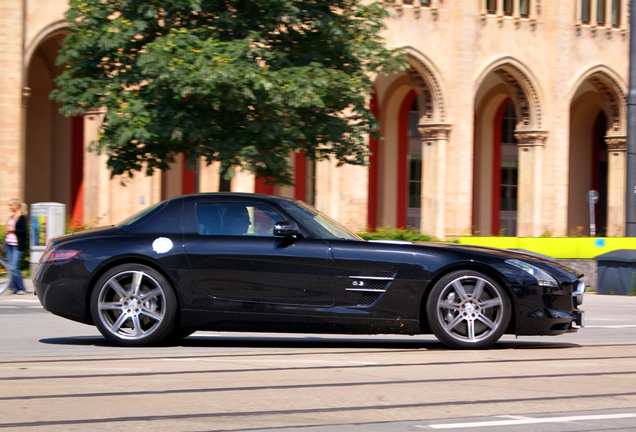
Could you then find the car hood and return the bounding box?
[410,241,582,277]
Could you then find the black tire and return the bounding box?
[426,270,511,349]
[90,264,177,347]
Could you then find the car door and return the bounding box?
[183,198,335,308]
[327,240,428,319]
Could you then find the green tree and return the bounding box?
[52,0,407,185]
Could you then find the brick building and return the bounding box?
[0,0,629,238]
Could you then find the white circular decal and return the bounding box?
[152,237,173,254]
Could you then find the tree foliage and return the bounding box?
[52,0,407,185]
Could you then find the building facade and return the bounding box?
[0,0,630,238]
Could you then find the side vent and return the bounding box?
[358,293,381,306]
[347,271,396,306]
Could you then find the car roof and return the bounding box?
[178,192,299,204]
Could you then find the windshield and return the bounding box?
[279,200,362,241]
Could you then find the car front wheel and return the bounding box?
[426,270,511,349]
[90,264,177,347]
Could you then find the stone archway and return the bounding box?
[474,58,546,237]
[24,30,85,226]
[370,48,449,238]
[568,67,627,236]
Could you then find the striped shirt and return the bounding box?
[5,218,18,246]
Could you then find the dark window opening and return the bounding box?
[499,102,518,237]
[503,0,513,15]
[305,159,316,206]
[402,0,431,5]
[597,0,606,25]
[408,157,422,209]
[581,0,591,23]
[407,98,422,229]
[611,0,620,26]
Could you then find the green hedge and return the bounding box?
[358,228,437,242]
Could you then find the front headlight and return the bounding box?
[505,259,558,288]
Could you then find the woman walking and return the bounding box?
[5,198,27,294]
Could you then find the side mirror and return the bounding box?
[273,220,300,237]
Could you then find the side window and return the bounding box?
[249,205,281,236]
[196,204,224,235]
[196,203,284,236]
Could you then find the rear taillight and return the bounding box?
[40,248,81,264]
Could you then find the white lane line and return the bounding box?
[419,412,636,429]
[586,325,636,328]
[162,358,201,362]
[0,305,42,308]
[496,415,533,420]
[1,300,40,303]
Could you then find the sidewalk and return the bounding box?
[0,279,36,301]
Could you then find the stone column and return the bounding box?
[0,0,25,219]
[83,109,109,226]
[418,123,451,239]
[515,130,547,237]
[20,87,30,197]
[606,136,626,236]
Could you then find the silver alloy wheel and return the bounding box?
[429,272,509,347]
[96,269,167,341]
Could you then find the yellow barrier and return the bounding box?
[458,237,636,259]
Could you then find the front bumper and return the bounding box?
[572,309,585,328]
[513,278,585,336]
[573,280,585,306]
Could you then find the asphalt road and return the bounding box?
[0,284,635,431]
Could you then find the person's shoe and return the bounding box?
[16,291,26,295]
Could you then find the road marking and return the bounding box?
[419,412,636,429]
[162,358,201,362]
[586,325,636,328]
[0,305,42,309]
[1,299,39,303]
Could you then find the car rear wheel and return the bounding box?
[426,270,511,349]
[90,264,177,347]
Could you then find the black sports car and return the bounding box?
[34,193,585,349]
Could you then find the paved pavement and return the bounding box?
[1,281,636,354]
[0,277,34,295]
[1,282,636,431]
